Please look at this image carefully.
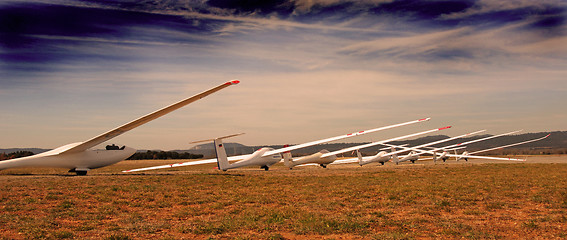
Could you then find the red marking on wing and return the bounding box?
[225,80,240,85]
[438,126,452,130]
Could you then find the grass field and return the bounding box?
[1,157,566,239]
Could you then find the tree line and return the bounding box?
[1,150,203,161]
[0,151,35,160]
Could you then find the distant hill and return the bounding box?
[2,131,565,158]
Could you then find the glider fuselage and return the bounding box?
[0,143,136,171]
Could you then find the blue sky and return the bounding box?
[1,0,566,150]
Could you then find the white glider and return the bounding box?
[0,80,240,175]
[282,126,452,169]
[379,132,533,163]
[122,118,431,172]
[455,133,550,161]
[333,129,491,165]
[412,130,523,162]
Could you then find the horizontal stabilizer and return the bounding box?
[189,133,245,144]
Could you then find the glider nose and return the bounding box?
[123,146,137,156]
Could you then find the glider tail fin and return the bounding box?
[433,151,438,163]
[356,149,363,165]
[390,147,399,165]
[283,156,293,169]
[191,133,244,171]
[281,145,294,168]
[214,138,230,171]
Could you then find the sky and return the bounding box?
[1,0,566,150]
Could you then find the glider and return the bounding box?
[379,132,536,163]
[331,129,489,165]
[405,130,523,162]
[454,133,550,161]
[282,126,452,169]
[0,80,240,175]
[122,118,431,172]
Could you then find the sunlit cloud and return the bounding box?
[1,0,565,149]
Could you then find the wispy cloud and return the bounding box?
[1,0,565,149]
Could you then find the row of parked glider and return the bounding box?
[124,121,548,173]
[0,80,549,175]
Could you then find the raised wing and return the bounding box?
[381,142,526,161]
[261,118,431,157]
[308,131,538,165]
[437,130,523,151]
[469,134,550,155]
[444,154,526,161]
[61,80,240,154]
[410,133,548,162]
[403,130,523,160]
[321,126,451,158]
[379,130,487,158]
[123,118,431,172]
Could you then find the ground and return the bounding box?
[1,155,566,239]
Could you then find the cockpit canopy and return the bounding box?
[106,144,125,150]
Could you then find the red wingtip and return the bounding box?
[438,126,452,130]
[225,80,240,85]
[419,118,431,121]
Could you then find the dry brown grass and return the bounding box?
[1,158,566,239]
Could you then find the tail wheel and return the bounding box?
[261,166,269,171]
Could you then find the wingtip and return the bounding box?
[225,80,240,85]
[438,126,452,130]
[419,117,431,121]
